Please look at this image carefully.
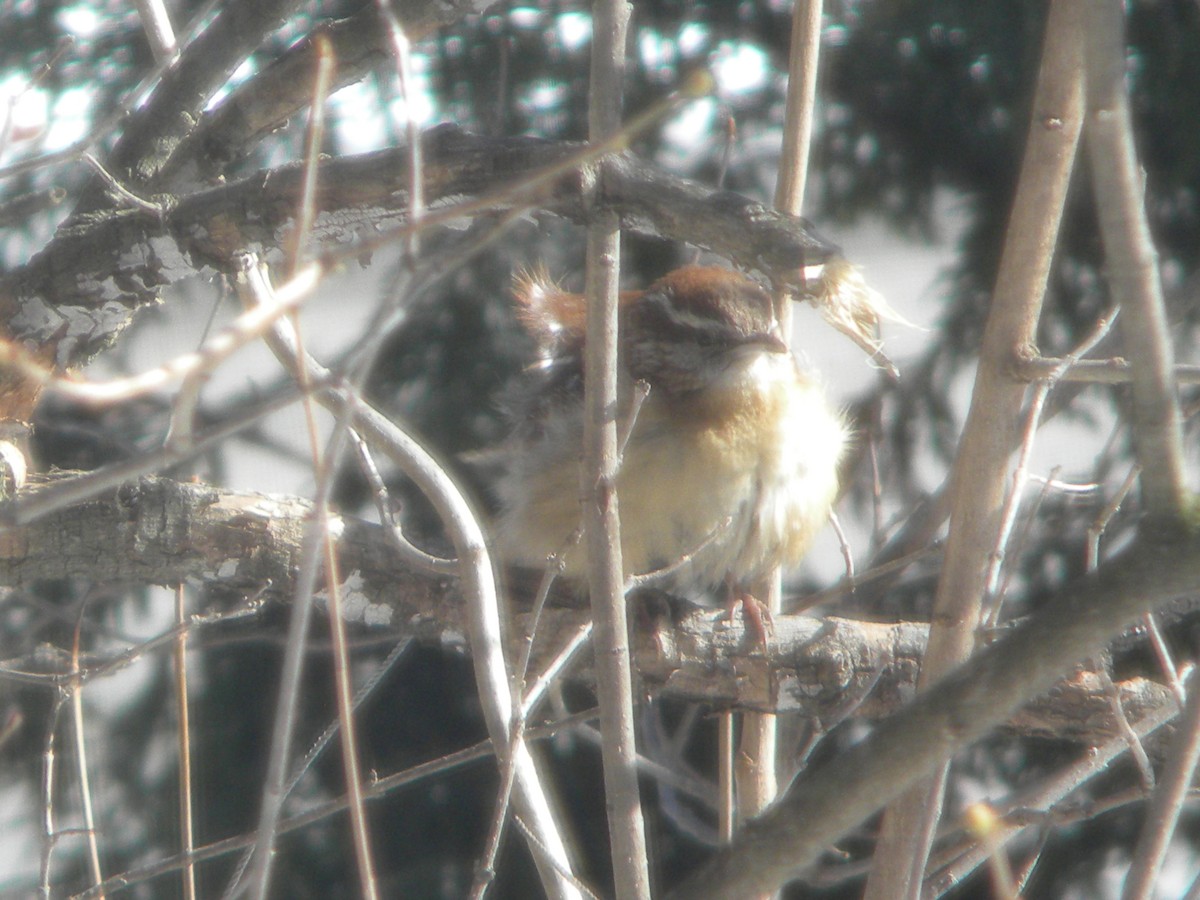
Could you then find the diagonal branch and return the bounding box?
[72,0,307,215]
[667,517,1200,900]
[156,2,502,191]
[1084,1,1188,519]
[864,2,1086,895]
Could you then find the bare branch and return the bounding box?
[132,0,178,65]
[926,688,1178,894]
[668,517,1200,900]
[0,474,1190,748]
[735,0,826,853]
[72,0,309,214]
[865,1,1086,895]
[4,129,836,372]
[1012,355,1200,385]
[1121,667,1200,900]
[247,272,584,899]
[172,587,198,900]
[583,1,652,896]
[1084,1,1188,519]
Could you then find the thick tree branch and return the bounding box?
[76,1,504,210]
[72,0,308,215]
[157,4,499,191]
[2,129,836,370]
[1085,2,1188,519]
[865,2,1086,894]
[668,517,1200,900]
[0,475,1185,749]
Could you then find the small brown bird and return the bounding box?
[492,265,847,632]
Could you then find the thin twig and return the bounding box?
[1087,464,1186,704]
[829,509,855,584]
[625,516,733,592]
[0,263,321,415]
[173,586,198,900]
[1096,661,1155,789]
[73,710,602,900]
[241,264,582,899]
[474,613,598,897]
[520,623,594,721]
[375,2,424,262]
[39,692,66,899]
[1012,356,1200,384]
[986,466,1057,628]
[1083,458,1157,789]
[223,637,415,893]
[70,610,104,898]
[583,1,651,897]
[348,428,459,575]
[290,638,414,796]
[788,541,942,612]
[983,307,1117,628]
[1142,614,1185,706]
[718,715,735,842]
[1086,464,1141,571]
[923,683,1178,893]
[235,281,365,899]
[80,152,164,216]
[616,380,651,462]
[315,531,381,900]
[283,35,382,900]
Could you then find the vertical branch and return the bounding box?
[736,0,824,857]
[174,586,198,900]
[375,3,424,262]
[585,2,652,899]
[863,2,1085,898]
[318,533,381,900]
[70,614,104,897]
[241,414,353,900]
[285,35,332,277]
[773,0,822,232]
[289,41,379,898]
[39,694,64,900]
[242,38,386,900]
[1084,0,1187,519]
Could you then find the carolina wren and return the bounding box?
[492,265,847,628]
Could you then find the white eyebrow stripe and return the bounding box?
[640,291,731,333]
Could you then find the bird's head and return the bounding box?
[623,266,788,395]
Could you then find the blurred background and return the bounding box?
[2,1,1200,897]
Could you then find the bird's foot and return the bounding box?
[725,589,773,645]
